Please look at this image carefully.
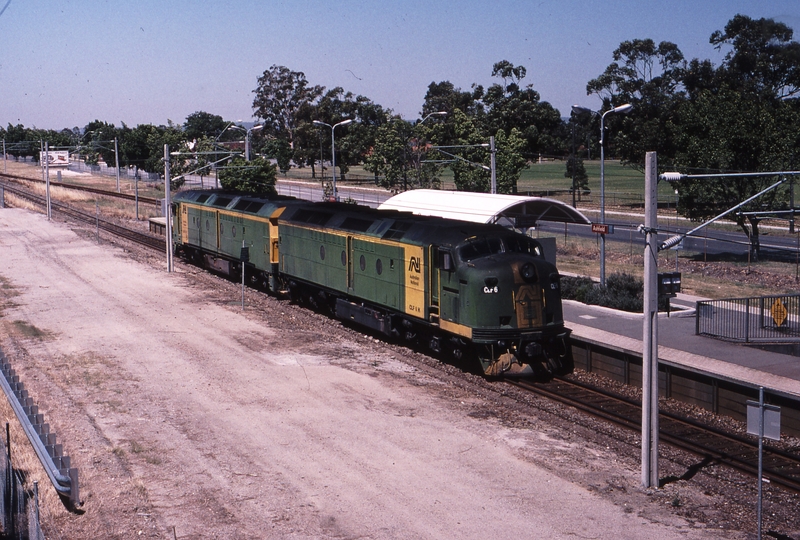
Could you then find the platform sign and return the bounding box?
[747,401,781,441]
[771,298,788,327]
[591,223,614,234]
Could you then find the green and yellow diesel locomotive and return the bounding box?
[172,190,573,377]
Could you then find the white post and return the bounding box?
[45,142,51,221]
[114,137,121,192]
[3,139,6,174]
[164,145,173,273]
[642,151,659,488]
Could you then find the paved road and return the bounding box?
[538,210,799,260]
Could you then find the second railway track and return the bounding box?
[511,376,800,494]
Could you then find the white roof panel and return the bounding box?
[378,189,590,227]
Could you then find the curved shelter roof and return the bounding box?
[378,189,591,229]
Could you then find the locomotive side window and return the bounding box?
[341,250,347,266]
[376,259,383,275]
[359,255,366,271]
[320,245,326,260]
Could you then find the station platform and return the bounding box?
[563,293,800,400]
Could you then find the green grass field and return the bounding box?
[313,159,678,208]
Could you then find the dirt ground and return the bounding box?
[0,206,756,539]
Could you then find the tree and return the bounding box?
[711,14,800,100]
[363,118,414,191]
[184,111,227,141]
[263,138,292,173]
[586,39,687,170]
[493,128,528,194]
[218,157,277,194]
[252,65,323,149]
[676,16,800,259]
[565,155,589,199]
[82,120,118,166]
[483,60,565,159]
[673,88,798,258]
[448,110,490,192]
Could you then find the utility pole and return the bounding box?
[490,136,496,194]
[114,137,121,193]
[164,145,173,273]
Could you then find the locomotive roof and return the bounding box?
[174,189,539,248]
[280,200,526,248]
[172,189,302,217]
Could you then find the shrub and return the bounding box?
[561,273,660,313]
[560,276,595,303]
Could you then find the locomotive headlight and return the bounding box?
[520,263,537,282]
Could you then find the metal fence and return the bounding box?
[0,423,44,540]
[67,161,161,182]
[696,294,800,342]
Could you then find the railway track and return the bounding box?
[511,377,800,493]
[0,180,166,252]
[0,171,161,206]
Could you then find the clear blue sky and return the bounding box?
[2,0,799,131]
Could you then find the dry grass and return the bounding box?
[3,164,163,223]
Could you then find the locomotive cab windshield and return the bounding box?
[456,235,543,263]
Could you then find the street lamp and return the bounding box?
[230,124,263,161]
[313,119,353,201]
[573,103,633,286]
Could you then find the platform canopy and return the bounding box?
[378,189,591,229]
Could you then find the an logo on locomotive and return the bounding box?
[408,256,421,273]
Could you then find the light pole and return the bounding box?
[313,119,353,201]
[573,103,633,286]
[230,124,263,161]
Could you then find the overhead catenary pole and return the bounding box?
[134,166,139,220]
[114,137,121,193]
[642,151,659,488]
[164,144,173,273]
[490,136,496,194]
[313,119,353,202]
[757,386,765,540]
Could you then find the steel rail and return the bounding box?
[0,171,161,206]
[510,378,800,493]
